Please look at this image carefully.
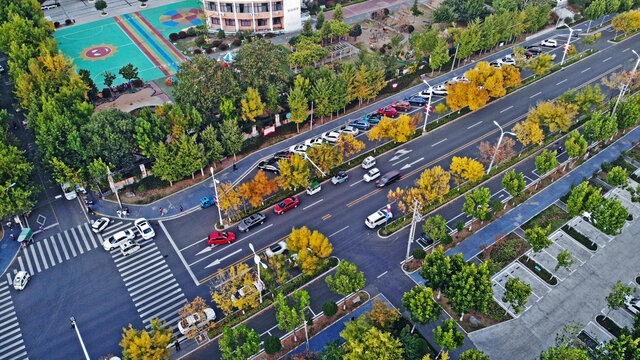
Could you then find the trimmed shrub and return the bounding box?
[186,27,197,36]
[169,32,179,41]
[441,233,453,245]
[232,38,241,46]
[131,78,144,87]
[456,220,464,232]
[54,21,60,28]
[266,32,277,38]
[178,31,187,39]
[101,88,111,98]
[194,35,206,47]
[211,40,222,47]
[204,47,213,54]
[217,29,226,39]
[219,43,228,50]
[65,19,73,25]
[412,248,426,260]
[202,42,214,49]
[193,48,202,54]
[256,33,263,39]
[601,161,612,172]
[407,25,415,33]
[322,301,338,317]
[264,336,282,355]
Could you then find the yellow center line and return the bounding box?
[322,214,332,220]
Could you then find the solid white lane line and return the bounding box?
[556,79,568,85]
[581,67,591,73]
[159,221,200,286]
[303,199,324,210]
[349,179,365,187]
[499,106,513,113]
[432,138,447,147]
[467,121,482,129]
[529,91,541,98]
[623,48,630,52]
[329,226,349,237]
[603,57,612,62]
[391,157,409,166]
[377,271,388,278]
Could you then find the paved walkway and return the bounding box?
[0,230,22,280]
[447,125,640,261]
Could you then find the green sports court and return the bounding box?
[55,0,204,89]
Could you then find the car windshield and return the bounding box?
[278,201,286,207]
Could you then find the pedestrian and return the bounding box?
[87,207,93,215]
[9,233,14,240]
[175,340,180,351]
[39,225,44,232]
[179,205,183,212]
[160,207,163,216]
[125,207,130,216]
[233,163,238,171]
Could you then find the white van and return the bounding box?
[61,183,77,200]
[365,208,392,229]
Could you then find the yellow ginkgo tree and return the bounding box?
[120,319,173,360]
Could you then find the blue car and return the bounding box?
[363,113,382,124]
[405,96,427,106]
[350,120,371,130]
[200,196,216,208]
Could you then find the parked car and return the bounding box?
[339,125,359,135]
[238,213,267,232]
[91,217,110,233]
[378,106,398,118]
[365,208,392,229]
[525,45,543,54]
[448,75,469,84]
[362,156,376,169]
[376,170,402,188]
[13,270,30,291]
[266,241,287,257]
[134,218,155,240]
[274,196,300,214]
[350,119,371,130]
[274,150,294,160]
[416,232,434,248]
[391,100,411,111]
[231,280,264,304]
[321,131,341,143]
[524,51,535,58]
[364,112,382,123]
[103,229,135,251]
[304,137,324,148]
[489,60,503,68]
[420,84,448,97]
[289,143,308,154]
[501,56,516,66]
[306,182,322,195]
[331,171,349,184]
[625,295,640,314]
[208,231,236,246]
[404,96,427,106]
[119,239,140,256]
[178,308,216,335]
[200,196,216,208]
[258,157,280,173]
[363,168,381,182]
[540,39,558,47]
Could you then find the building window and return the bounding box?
[257,18,268,26]
[240,19,251,27]
[273,17,281,25]
[259,3,269,12]
[207,2,217,11]
[237,3,250,13]
[211,17,220,25]
[225,18,235,26]
[273,1,282,11]
[223,3,233,12]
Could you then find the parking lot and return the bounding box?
[492,261,550,316]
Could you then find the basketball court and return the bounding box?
[55,0,203,89]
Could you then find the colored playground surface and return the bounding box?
[55,0,203,89]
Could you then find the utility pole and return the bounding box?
[560,25,575,66]
[612,49,640,117]
[422,81,433,132]
[70,316,91,360]
[405,200,421,263]
[107,166,122,209]
[487,121,516,174]
[210,167,223,227]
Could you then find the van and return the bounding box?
[362,156,376,169]
[376,170,402,188]
[365,208,392,229]
[61,183,77,200]
[306,182,321,195]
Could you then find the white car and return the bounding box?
[231,280,265,304]
[420,84,448,97]
[289,144,308,154]
[178,308,216,335]
[120,239,140,256]
[321,131,341,143]
[365,208,392,229]
[91,217,110,233]
[625,295,640,314]
[501,56,516,66]
[540,39,558,47]
[103,229,135,251]
[13,271,30,291]
[362,156,376,170]
[339,125,359,136]
[134,218,155,239]
[266,241,287,257]
[363,168,381,182]
[304,137,324,148]
[448,75,469,84]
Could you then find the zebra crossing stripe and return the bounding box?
[77,226,91,252]
[23,252,33,275]
[4,273,9,284]
[145,299,187,323]
[129,273,176,298]
[132,281,179,303]
[64,231,77,257]
[29,244,41,273]
[2,342,27,359]
[43,237,56,265]
[139,295,186,319]
[36,241,48,270]
[57,233,70,260]
[84,223,99,248]
[115,245,156,267]
[137,287,182,314]
[50,236,62,264]
[117,249,159,271]
[127,267,171,291]
[0,331,21,348]
[121,257,165,278]
[0,308,16,322]
[70,228,84,255]
[17,257,25,273]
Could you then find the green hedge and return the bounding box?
[519,255,558,285]
[562,225,597,251]
[596,315,622,337]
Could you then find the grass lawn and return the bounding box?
[521,204,571,233]
[479,233,531,275]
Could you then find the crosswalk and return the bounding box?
[109,233,188,342]
[0,281,29,360]
[5,221,134,282]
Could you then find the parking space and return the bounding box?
[446,212,474,231]
[492,261,551,316]
[552,230,594,263]
[583,321,614,344]
[605,307,635,329]
[569,217,613,247]
[490,188,510,204]
[528,240,576,281]
[606,188,640,218]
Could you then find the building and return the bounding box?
[202,0,302,33]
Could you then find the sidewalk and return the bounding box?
[0,230,22,278]
[447,126,640,261]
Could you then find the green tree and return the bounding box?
[316,9,325,30]
[78,69,98,100]
[274,290,310,341]
[615,98,640,130]
[343,326,404,360]
[0,141,36,218]
[583,0,606,28]
[597,333,640,359]
[264,84,279,115]
[434,0,487,23]
[525,224,551,252]
[535,149,558,175]
[592,197,629,235]
[81,108,136,169]
[326,260,366,309]
[118,63,139,86]
[233,39,289,95]
[606,166,628,187]
[565,130,587,159]
[456,19,482,62]
[584,111,618,143]
[200,125,224,165]
[433,319,465,351]
[240,87,265,122]
[264,335,282,355]
[402,285,442,332]
[448,262,493,320]
[462,187,492,222]
[502,277,532,314]
[320,339,345,360]
[134,108,170,158]
[528,54,553,76]
[219,97,237,120]
[502,170,526,198]
[606,0,621,13]
[429,37,451,75]
[606,280,636,314]
[420,248,465,299]
[220,117,244,162]
[410,0,423,17]
[422,215,448,242]
[95,0,107,14]
[103,70,117,90]
[458,349,490,360]
[349,24,363,39]
[574,85,604,114]
[555,249,576,272]
[311,78,333,120]
[218,324,260,360]
[333,4,344,21]
[287,86,308,132]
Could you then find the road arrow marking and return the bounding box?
[196,246,212,256]
[390,149,412,161]
[401,157,424,170]
[205,249,242,269]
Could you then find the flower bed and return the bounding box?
[521,204,570,233]
[478,233,531,275]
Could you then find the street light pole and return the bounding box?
[487,121,516,174]
[303,153,326,177]
[560,25,574,66]
[421,81,433,133]
[249,243,267,304]
[210,167,223,227]
[70,316,91,360]
[405,200,421,263]
[611,49,640,117]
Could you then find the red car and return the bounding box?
[208,231,236,246]
[378,106,399,118]
[274,196,300,214]
[391,101,411,111]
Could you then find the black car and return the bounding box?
[404,96,427,106]
[416,232,434,248]
[258,158,280,173]
[274,150,293,160]
[238,213,267,232]
[376,170,402,188]
[525,46,542,54]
